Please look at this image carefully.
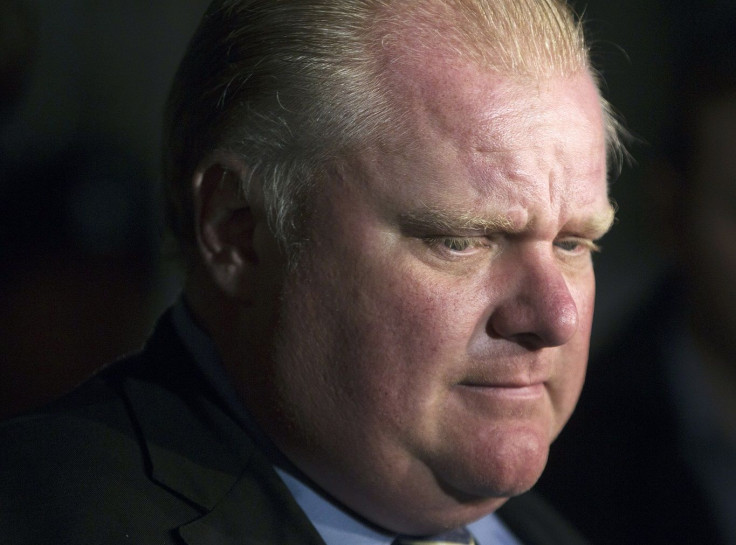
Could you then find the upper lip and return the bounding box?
[458,379,546,388]
[457,367,550,389]
[457,354,552,388]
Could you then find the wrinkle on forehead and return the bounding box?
[431,73,602,207]
[400,192,615,242]
[348,47,610,240]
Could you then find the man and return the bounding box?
[1,0,622,543]
[537,6,736,545]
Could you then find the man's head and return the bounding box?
[164,0,622,258]
[168,0,619,535]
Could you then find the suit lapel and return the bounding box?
[122,361,244,509]
[177,447,327,545]
[120,312,326,545]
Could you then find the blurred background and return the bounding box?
[0,0,701,415]
[0,0,210,417]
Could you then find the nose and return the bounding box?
[487,256,579,350]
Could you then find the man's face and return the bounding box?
[255,63,611,533]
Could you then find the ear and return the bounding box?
[193,152,261,301]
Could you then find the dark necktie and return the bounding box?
[392,527,477,545]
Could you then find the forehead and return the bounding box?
[385,52,603,148]
[364,57,609,217]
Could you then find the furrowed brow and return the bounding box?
[400,208,516,234]
[581,202,617,239]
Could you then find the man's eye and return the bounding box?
[424,236,487,255]
[554,238,600,254]
[441,237,474,252]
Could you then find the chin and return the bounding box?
[439,424,551,501]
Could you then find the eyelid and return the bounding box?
[423,235,492,256]
[555,236,602,254]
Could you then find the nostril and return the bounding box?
[512,332,552,351]
[486,281,579,348]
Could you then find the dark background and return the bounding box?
[0,0,682,418]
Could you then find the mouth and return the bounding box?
[455,380,547,400]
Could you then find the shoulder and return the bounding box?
[0,350,146,468]
[0,327,170,458]
[0,319,207,543]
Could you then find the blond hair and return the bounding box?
[164,0,624,258]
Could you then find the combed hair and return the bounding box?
[163,0,625,259]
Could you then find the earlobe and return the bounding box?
[193,153,259,300]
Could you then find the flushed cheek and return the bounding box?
[386,292,475,359]
[353,285,471,386]
[341,271,481,421]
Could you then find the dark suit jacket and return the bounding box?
[536,274,725,545]
[1,311,588,544]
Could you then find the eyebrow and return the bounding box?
[399,207,518,235]
[580,202,617,239]
[400,202,617,239]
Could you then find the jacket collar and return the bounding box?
[121,311,326,545]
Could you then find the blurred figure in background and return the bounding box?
[537,5,736,545]
[0,0,36,123]
[0,141,157,419]
[0,0,156,419]
[0,1,207,419]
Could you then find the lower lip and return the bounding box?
[455,383,546,400]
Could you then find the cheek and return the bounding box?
[347,272,471,390]
[324,263,493,437]
[574,272,596,338]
